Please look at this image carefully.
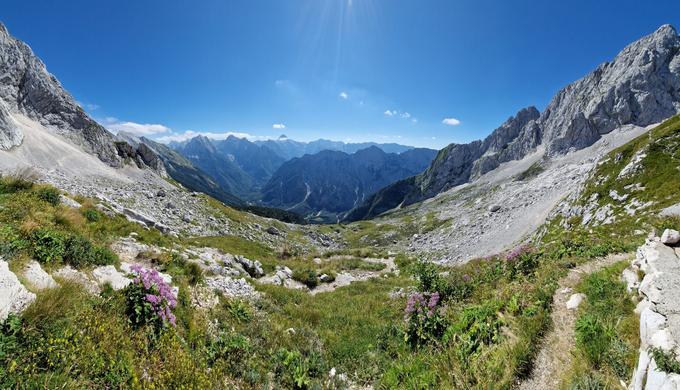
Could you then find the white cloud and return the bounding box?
[400,112,411,119]
[156,130,260,143]
[272,123,286,129]
[106,120,171,136]
[412,118,418,123]
[442,117,461,126]
[384,110,396,116]
[339,91,349,100]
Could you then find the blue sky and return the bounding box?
[2,1,679,148]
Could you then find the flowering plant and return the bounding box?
[125,265,177,330]
[404,292,446,348]
[504,243,539,277]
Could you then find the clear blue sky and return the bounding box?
[2,1,679,148]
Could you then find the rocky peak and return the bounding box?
[541,24,680,155]
[0,22,124,166]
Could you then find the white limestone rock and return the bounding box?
[23,260,58,290]
[91,265,131,290]
[53,265,99,294]
[566,293,586,310]
[0,259,35,321]
[661,229,680,245]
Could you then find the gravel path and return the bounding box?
[517,252,633,390]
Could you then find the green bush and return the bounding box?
[37,187,61,206]
[31,230,116,268]
[207,331,251,372]
[273,348,325,389]
[414,261,443,293]
[292,268,318,289]
[82,208,101,222]
[31,229,66,264]
[63,235,116,267]
[446,301,504,359]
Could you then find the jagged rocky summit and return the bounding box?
[346,24,680,221]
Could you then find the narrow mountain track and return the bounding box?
[517,252,633,390]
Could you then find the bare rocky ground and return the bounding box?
[309,256,397,295]
[518,252,633,390]
[381,123,656,264]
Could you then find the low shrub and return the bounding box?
[292,268,318,289]
[31,229,66,264]
[446,301,504,359]
[125,265,178,331]
[273,348,325,389]
[37,187,60,206]
[82,208,101,222]
[505,244,539,277]
[63,235,117,267]
[569,372,606,390]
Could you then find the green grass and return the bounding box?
[562,261,639,388]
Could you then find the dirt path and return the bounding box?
[517,252,633,390]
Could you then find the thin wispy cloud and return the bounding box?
[339,91,349,100]
[442,117,461,126]
[385,109,417,123]
[104,118,171,136]
[272,123,286,129]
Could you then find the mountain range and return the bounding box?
[345,24,680,221]
[260,146,437,222]
[163,134,437,221]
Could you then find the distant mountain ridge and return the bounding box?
[260,146,437,223]
[346,24,680,221]
[166,134,429,204]
[253,135,415,160]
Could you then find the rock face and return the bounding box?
[628,238,680,389]
[347,25,680,221]
[542,24,680,156]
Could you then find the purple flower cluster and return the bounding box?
[506,243,532,262]
[404,292,440,321]
[130,264,177,326]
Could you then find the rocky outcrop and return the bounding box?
[347,25,680,221]
[542,24,680,156]
[0,258,35,320]
[627,234,680,389]
[0,23,168,177]
[0,23,120,165]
